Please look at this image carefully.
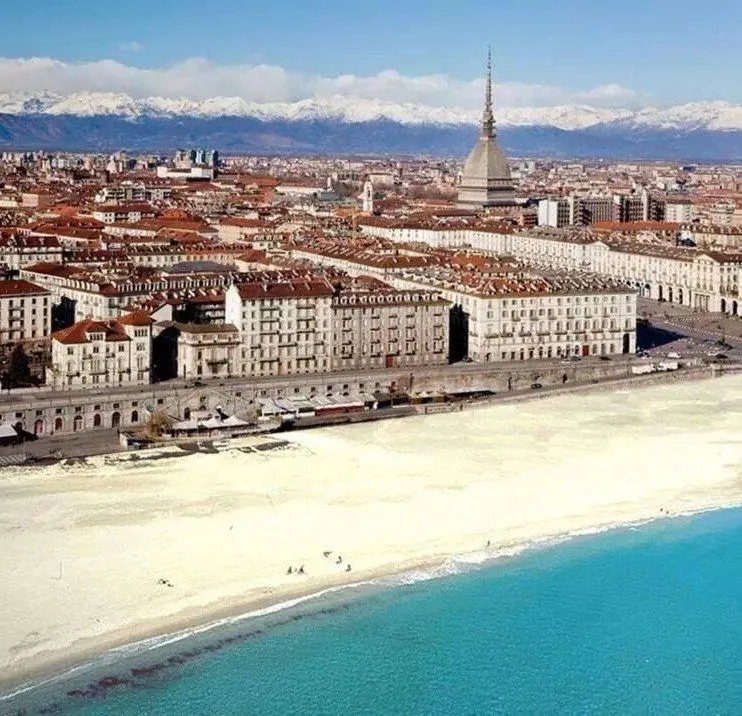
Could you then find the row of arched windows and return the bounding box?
[32,410,140,435]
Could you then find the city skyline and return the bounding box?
[2,0,742,109]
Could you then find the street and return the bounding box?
[637,298,742,363]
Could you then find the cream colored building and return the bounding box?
[225,277,335,377]
[174,323,240,379]
[0,279,52,344]
[48,311,153,389]
[0,234,64,272]
[387,270,636,361]
[360,221,742,315]
[331,287,449,371]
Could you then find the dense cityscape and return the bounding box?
[4,0,742,709]
[1,59,741,441]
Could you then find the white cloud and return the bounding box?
[119,41,144,53]
[0,56,645,109]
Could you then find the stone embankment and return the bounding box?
[0,362,720,464]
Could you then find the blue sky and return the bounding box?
[2,0,742,106]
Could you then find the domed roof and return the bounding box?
[462,136,512,183]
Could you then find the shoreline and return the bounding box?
[1,372,740,701]
[3,498,740,699]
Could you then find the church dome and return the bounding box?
[462,136,512,183]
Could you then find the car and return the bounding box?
[599,355,612,361]
[192,378,205,387]
[666,352,681,359]
[713,353,729,360]
[531,382,543,389]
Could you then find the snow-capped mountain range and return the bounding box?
[3,90,742,132]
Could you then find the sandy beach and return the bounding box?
[2,375,742,694]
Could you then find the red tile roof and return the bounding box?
[118,310,154,327]
[0,279,49,297]
[51,318,130,345]
[235,277,334,300]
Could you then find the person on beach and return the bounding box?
[323,551,331,558]
[286,566,293,575]
[336,555,343,564]
[298,565,305,575]
[346,564,352,572]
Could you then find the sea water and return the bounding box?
[9,507,742,715]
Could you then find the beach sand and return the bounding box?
[2,376,742,693]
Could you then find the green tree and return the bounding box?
[6,344,31,389]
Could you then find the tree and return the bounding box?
[143,409,174,439]
[6,344,31,389]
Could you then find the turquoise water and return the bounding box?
[8,508,742,715]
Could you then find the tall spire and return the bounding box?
[481,46,495,138]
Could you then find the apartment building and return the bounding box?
[225,277,335,377]
[331,282,449,370]
[387,268,636,361]
[20,263,253,322]
[0,279,52,344]
[665,198,694,223]
[172,323,241,380]
[537,199,571,228]
[91,204,157,224]
[0,234,64,272]
[94,184,172,204]
[360,220,742,315]
[48,311,153,389]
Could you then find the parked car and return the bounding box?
[531,382,543,389]
[666,352,681,359]
[599,355,612,361]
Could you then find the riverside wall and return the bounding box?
[0,358,707,437]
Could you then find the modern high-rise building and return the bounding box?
[538,198,571,227]
[457,50,516,208]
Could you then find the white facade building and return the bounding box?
[359,220,742,315]
[225,278,335,377]
[665,199,694,223]
[174,323,240,379]
[538,199,571,228]
[0,279,52,344]
[48,311,153,390]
